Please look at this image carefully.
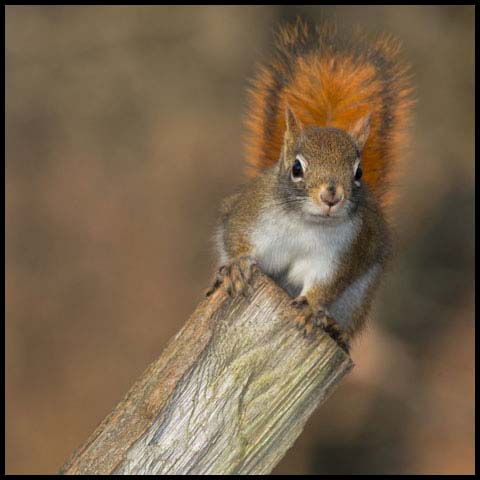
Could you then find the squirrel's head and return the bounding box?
[277,105,370,223]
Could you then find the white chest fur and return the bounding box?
[250,209,360,297]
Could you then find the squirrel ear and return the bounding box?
[284,104,302,141]
[349,114,371,152]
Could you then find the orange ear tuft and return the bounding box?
[285,104,302,142]
[349,114,371,153]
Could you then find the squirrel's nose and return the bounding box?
[319,185,344,208]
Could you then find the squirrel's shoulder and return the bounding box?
[219,167,276,218]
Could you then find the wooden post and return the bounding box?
[60,270,353,475]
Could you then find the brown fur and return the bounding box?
[209,20,413,348]
[282,124,360,211]
[244,19,414,210]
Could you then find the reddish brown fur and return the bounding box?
[244,20,414,210]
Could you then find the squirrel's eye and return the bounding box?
[291,159,304,181]
[354,165,363,181]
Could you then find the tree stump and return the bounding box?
[60,270,353,475]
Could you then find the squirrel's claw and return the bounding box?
[205,265,229,297]
[205,257,258,298]
[313,309,350,353]
[292,313,316,339]
[291,296,315,338]
[291,295,309,309]
[290,297,350,352]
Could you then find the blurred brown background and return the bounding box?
[5,5,474,475]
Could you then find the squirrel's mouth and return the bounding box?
[302,199,347,221]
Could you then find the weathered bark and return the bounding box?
[60,270,353,475]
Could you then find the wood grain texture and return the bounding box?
[60,270,354,475]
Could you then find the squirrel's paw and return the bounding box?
[312,308,350,353]
[291,297,350,353]
[290,296,316,338]
[205,256,258,298]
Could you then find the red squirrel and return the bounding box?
[206,20,414,352]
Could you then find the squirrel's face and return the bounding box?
[278,106,370,223]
